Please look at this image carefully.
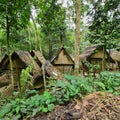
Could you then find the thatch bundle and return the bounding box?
[110,51,120,62]
[79,45,98,61]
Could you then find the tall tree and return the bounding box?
[0,0,30,87]
[0,0,30,51]
[87,0,120,47]
[34,0,66,58]
[74,0,81,74]
[87,0,120,70]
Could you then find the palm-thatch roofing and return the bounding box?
[31,50,46,67]
[0,51,41,77]
[31,50,65,80]
[80,45,98,61]
[110,51,120,62]
[13,51,41,71]
[0,50,66,81]
[0,51,66,90]
[80,45,115,63]
[0,54,9,69]
[51,47,74,65]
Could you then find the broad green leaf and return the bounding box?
[0,104,11,118]
[47,104,55,111]
[94,82,105,90]
[41,106,48,113]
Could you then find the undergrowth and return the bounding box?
[0,71,120,120]
[0,90,55,120]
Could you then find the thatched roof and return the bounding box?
[110,51,120,62]
[13,51,40,71]
[31,50,46,65]
[80,45,98,61]
[31,50,66,80]
[0,54,9,69]
[80,45,115,63]
[51,47,74,65]
[0,51,41,72]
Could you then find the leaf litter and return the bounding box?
[28,92,120,120]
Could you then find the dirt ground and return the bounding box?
[28,92,120,120]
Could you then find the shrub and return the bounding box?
[48,74,94,104]
[0,91,55,120]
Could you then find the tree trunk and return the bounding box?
[74,0,81,75]
[6,14,14,88]
[108,48,111,70]
[49,39,52,59]
[31,14,41,51]
[27,26,32,50]
[60,32,63,47]
[28,0,41,51]
[0,43,1,62]
[102,45,106,71]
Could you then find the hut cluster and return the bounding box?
[79,45,120,75]
[0,45,120,90]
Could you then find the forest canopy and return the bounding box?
[0,0,119,58]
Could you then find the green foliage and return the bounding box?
[0,71,120,119]
[0,97,12,108]
[93,81,106,91]
[0,0,30,51]
[32,0,75,58]
[0,91,55,120]
[82,61,100,75]
[48,74,94,104]
[48,71,120,104]
[0,0,30,31]
[88,0,120,49]
[95,71,120,95]
[20,65,33,95]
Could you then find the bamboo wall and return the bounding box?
[55,65,74,74]
[91,50,108,59]
[54,50,74,65]
[52,49,74,74]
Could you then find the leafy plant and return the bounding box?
[0,97,12,108]
[48,74,94,104]
[0,91,56,120]
[96,71,120,94]
[19,65,33,96]
[82,61,100,76]
[48,72,120,105]
[1,71,120,119]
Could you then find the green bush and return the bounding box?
[1,71,120,119]
[49,74,94,104]
[49,72,120,104]
[95,71,120,95]
[0,91,55,120]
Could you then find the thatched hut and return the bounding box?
[110,51,120,70]
[31,50,66,81]
[0,51,41,89]
[0,51,41,76]
[51,47,74,74]
[0,50,66,91]
[80,45,115,74]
